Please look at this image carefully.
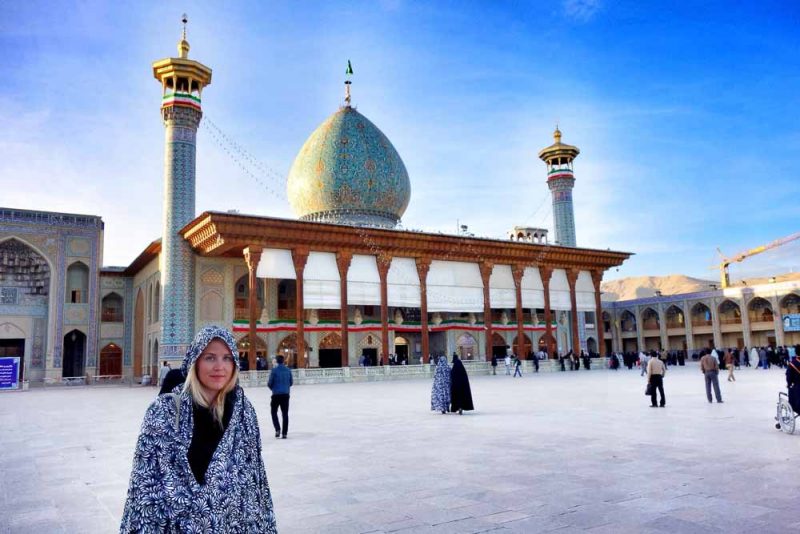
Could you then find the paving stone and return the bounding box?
[0,364,793,533]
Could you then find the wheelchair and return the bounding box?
[775,391,798,434]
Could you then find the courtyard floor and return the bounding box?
[0,363,796,533]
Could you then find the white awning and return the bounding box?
[427,260,483,312]
[489,265,516,309]
[549,269,572,311]
[576,271,596,312]
[347,255,381,306]
[303,252,340,309]
[387,257,420,307]
[256,248,296,279]
[521,266,545,308]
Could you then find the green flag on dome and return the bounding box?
[346,60,353,76]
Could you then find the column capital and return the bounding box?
[377,254,392,279]
[292,247,309,273]
[243,246,262,271]
[336,250,353,276]
[539,265,553,283]
[511,264,525,288]
[566,267,579,288]
[479,261,494,284]
[590,269,604,288]
[415,257,431,281]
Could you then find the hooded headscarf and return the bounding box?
[431,355,451,412]
[120,325,277,533]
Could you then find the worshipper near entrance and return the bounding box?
[582,350,590,370]
[639,351,649,377]
[158,366,185,395]
[121,325,277,533]
[646,352,666,408]
[504,353,512,375]
[268,354,293,439]
[726,350,736,382]
[491,354,497,375]
[700,350,723,403]
[787,347,800,413]
[513,355,522,377]
[431,355,451,414]
[450,355,474,415]
[158,361,171,386]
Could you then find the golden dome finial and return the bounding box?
[177,13,190,58]
[553,124,562,144]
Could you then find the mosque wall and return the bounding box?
[0,209,103,383]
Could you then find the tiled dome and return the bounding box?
[287,106,411,227]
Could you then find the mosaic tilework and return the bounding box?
[548,174,576,247]
[287,106,411,226]
[123,277,133,366]
[159,107,200,357]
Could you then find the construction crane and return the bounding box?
[715,231,800,288]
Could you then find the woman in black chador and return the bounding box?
[449,355,474,414]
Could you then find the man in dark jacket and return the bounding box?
[268,355,294,439]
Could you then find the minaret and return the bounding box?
[538,127,580,247]
[152,16,212,360]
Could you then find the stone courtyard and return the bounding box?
[0,363,796,533]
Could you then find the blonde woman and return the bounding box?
[121,325,277,533]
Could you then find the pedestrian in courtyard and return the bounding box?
[726,350,736,382]
[491,354,498,375]
[582,350,590,370]
[559,353,566,371]
[700,350,723,403]
[268,354,293,439]
[533,350,540,373]
[639,351,649,377]
[504,353,511,375]
[646,351,666,407]
[158,366,185,395]
[158,361,171,386]
[121,325,277,533]
[513,355,522,377]
[450,355,474,415]
[431,355,451,414]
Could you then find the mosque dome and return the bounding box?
[287,106,411,228]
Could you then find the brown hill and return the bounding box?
[600,275,716,302]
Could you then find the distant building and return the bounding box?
[601,280,800,354]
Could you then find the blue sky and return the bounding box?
[1,1,798,282]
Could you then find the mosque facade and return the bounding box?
[1,30,636,385]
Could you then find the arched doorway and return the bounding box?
[358,334,381,366]
[538,333,555,357]
[456,333,477,360]
[491,332,507,358]
[237,334,267,369]
[318,332,343,368]
[63,330,86,378]
[512,333,532,358]
[586,337,597,354]
[99,343,122,377]
[277,333,308,368]
[234,274,264,321]
[394,336,409,364]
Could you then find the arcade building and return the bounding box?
[0,29,631,384]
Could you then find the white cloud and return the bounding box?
[563,0,602,22]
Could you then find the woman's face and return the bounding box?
[196,338,235,396]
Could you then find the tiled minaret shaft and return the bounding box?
[152,19,212,359]
[538,128,580,247]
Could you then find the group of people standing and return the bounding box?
[431,354,475,415]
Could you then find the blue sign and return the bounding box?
[783,314,800,333]
[0,357,20,390]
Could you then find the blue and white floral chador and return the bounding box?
[120,325,277,533]
[431,356,451,412]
